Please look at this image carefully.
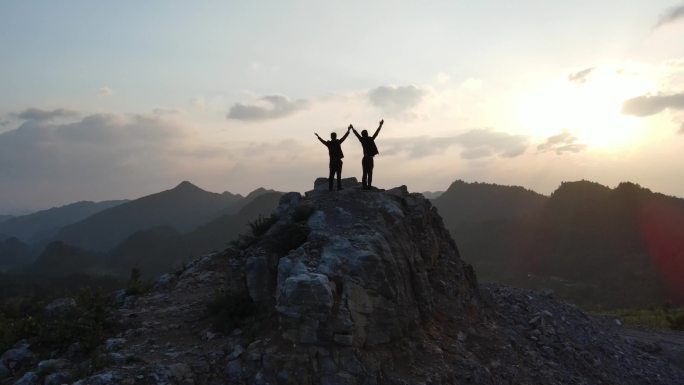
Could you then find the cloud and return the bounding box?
[97,86,113,97]
[382,129,528,159]
[15,108,79,122]
[568,67,595,84]
[621,92,684,116]
[454,129,528,158]
[152,108,179,115]
[368,85,426,114]
[656,4,684,27]
[227,95,307,121]
[537,130,587,154]
[680,122,684,134]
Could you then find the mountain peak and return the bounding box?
[245,187,274,200]
[173,180,201,191]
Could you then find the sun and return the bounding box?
[514,67,653,150]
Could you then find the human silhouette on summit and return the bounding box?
[351,119,383,190]
[315,126,351,191]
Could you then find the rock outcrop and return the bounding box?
[3,181,683,384]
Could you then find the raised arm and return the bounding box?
[315,133,327,146]
[339,126,351,142]
[350,124,362,140]
[372,119,384,139]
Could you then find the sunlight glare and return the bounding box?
[515,67,654,150]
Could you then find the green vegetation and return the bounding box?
[124,268,152,296]
[0,287,116,354]
[249,214,279,237]
[599,305,684,330]
[206,289,262,334]
[230,214,279,249]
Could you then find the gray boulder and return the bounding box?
[43,298,76,317]
[13,371,38,385]
[44,371,71,385]
[1,343,34,370]
[36,358,68,375]
[104,338,126,352]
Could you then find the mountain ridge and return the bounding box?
[435,179,684,307]
[53,181,247,252]
[0,200,128,242]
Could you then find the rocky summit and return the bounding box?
[3,180,683,384]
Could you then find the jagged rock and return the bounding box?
[76,372,119,385]
[43,297,76,317]
[104,338,127,352]
[36,358,68,374]
[311,177,360,193]
[108,352,126,364]
[246,254,272,302]
[155,273,175,289]
[0,362,8,378]
[224,359,243,381]
[112,289,127,306]
[1,343,34,371]
[13,371,38,385]
[44,371,71,385]
[275,192,303,217]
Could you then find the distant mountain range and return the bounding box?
[0,237,36,272]
[0,200,128,242]
[432,180,684,308]
[103,190,284,277]
[420,191,444,200]
[15,182,283,278]
[2,179,683,309]
[53,181,265,252]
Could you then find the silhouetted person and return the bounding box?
[315,126,351,191]
[351,119,383,190]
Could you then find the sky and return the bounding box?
[1,1,684,213]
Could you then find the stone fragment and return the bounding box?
[104,338,127,352]
[13,371,38,385]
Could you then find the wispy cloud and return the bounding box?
[15,108,79,122]
[227,95,307,121]
[368,85,426,114]
[621,92,684,116]
[656,4,684,27]
[537,130,587,154]
[98,86,114,97]
[382,129,528,159]
[568,67,595,84]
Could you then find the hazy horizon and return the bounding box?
[2,1,684,212]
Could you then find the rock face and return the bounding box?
[266,184,480,349]
[4,182,683,384]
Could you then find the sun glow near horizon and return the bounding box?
[515,65,656,151]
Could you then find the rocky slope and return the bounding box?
[2,180,683,384]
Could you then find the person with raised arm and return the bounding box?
[315,125,351,191]
[350,119,383,190]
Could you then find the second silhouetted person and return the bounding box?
[351,119,383,190]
